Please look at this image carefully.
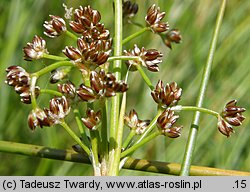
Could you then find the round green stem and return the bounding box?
[40,89,63,97]
[122,130,136,150]
[180,0,227,176]
[60,121,90,156]
[30,76,38,109]
[137,65,154,90]
[108,55,139,62]
[122,27,150,45]
[65,30,78,41]
[33,61,74,77]
[121,131,160,158]
[171,105,219,117]
[42,53,67,61]
[73,108,90,148]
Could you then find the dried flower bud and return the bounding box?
[123,1,138,19]
[81,108,101,130]
[124,44,163,72]
[5,66,30,87]
[44,15,66,38]
[157,109,182,138]
[151,80,182,107]
[58,81,76,99]
[28,108,52,130]
[145,4,169,33]
[221,100,246,126]
[50,68,69,84]
[164,29,182,49]
[217,116,234,137]
[124,109,150,134]
[76,84,96,102]
[47,96,70,124]
[15,85,40,104]
[23,35,48,61]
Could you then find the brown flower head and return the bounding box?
[164,29,182,49]
[28,108,52,131]
[15,85,40,104]
[57,81,76,99]
[221,100,246,126]
[145,4,169,33]
[151,80,182,107]
[44,15,67,38]
[124,109,150,134]
[217,116,234,137]
[63,37,112,72]
[81,108,101,130]
[77,69,128,102]
[157,109,182,138]
[5,66,30,87]
[123,0,139,19]
[124,44,163,72]
[70,6,109,40]
[23,35,48,61]
[46,96,70,124]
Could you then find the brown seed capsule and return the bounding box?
[76,84,96,102]
[123,1,139,19]
[58,81,76,99]
[47,96,70,124]
[124,44,163,72]
[151,80,182,107]
[124,109,150,135]
[28,108,52,130]
[217,116,234,137]
[81,108,101,130]
[145,4,169,33]
[164,29,182,49]
[44,15,66,38]
[23,35,48,61]
[5,66,30,87]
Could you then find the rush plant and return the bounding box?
[2,0,248,176]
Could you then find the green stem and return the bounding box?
[134,109,162,145]
[30,76,38,109]
[42,53,67,61]
[73,108,90,148]
[122,130,136,150]
[89,130,101,175]
[121,131,160,158]
[60,121,90,156]
[65,30,78,41]
[108,55,139,62]
[40,89,63,97]
[171,105,219,117]
[122,27,150,45]
[108,0,123,176]
[33,61,74,77]
[180,0,227,176]
[100,100,108,160]
[137,65,154,90]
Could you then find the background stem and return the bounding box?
[180,0,227,176]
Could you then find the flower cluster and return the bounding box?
[5,66,40,104]
[81,108,101,130]
[124,109,150,134]
[63,36,112,73]
[151,80,182,107]
[218,100,246,137]
[164,29,182,49]
[44,15,67,38]
[23,35,48,61]
[122,0,139,19]
[28,96,70,130]
[77,69,128,102]
[157,109,182,138]
[58,81,76,100]
[145,4,169,33]
[124,44,163,72]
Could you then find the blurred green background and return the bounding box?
[0,0,249,175]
